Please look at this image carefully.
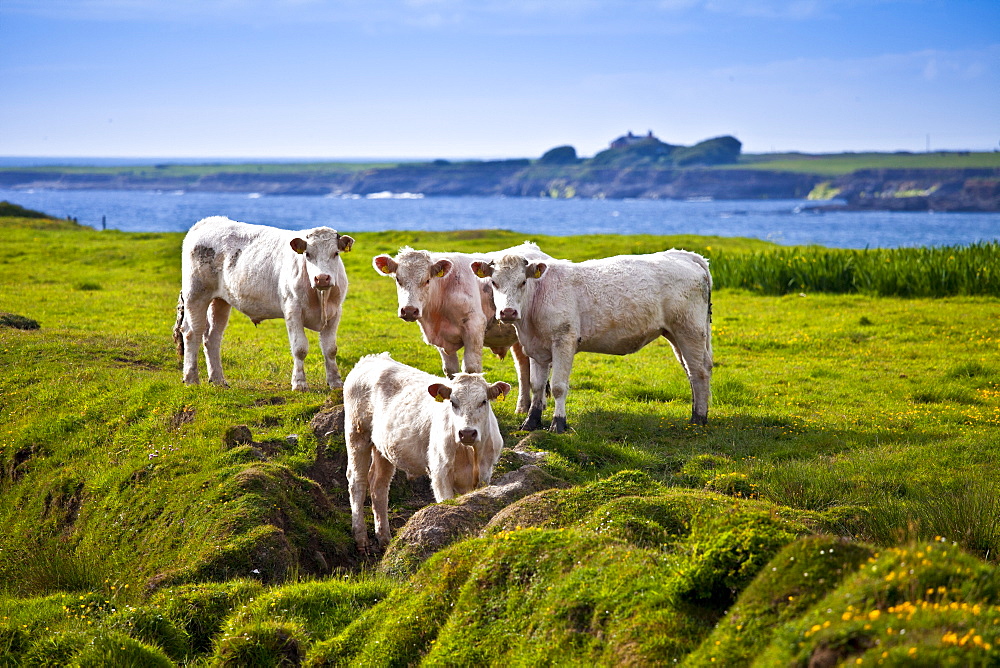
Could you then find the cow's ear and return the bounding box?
[488,381,512,402]
[290,238,308,254]
[526,262,547,279]
[432,259,453,278]
[471,261,494,278]
[428,383,452,402]
[338,235,355,253]
[373,255,397,275]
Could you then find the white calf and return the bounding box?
[372,243,548,413]
[474,249,712,432]
[173,216,354,391]
[344,353,510,552]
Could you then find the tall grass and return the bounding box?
[710,241,1000,297]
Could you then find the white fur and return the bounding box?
[344,353,510,551]
[486,249,713,431]
[176,215,352,390]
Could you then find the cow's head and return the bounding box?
[373,247,453,322]
[472,255,547,323]
[290,227,354,291]
[428,374,510,446]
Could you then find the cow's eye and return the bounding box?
[519,281,527,288]
[424,279,431,286]
[450,399,459,409]
[491,280,498,288]
[480,400,488,407]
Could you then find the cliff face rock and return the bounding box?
[828,168,1000,212]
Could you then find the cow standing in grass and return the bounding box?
[372,242,548,414]
[473,249,713,432]
[174,215,354,390]
[344,353,510,552]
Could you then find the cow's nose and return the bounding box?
[458,428,478,444]
[400,306,420,321]
[499,308,518,322]
[314,274,332,289]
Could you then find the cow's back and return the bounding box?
[535,252,710,354]
[344,354,436,475]
[182,216,287,319]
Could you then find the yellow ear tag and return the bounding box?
[436,269,446,277]
[497,393,505,401]
[379,264,392,274]
[434,393,445,402]
[533,268,543,279]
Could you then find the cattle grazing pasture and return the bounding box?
[0,213,998,665]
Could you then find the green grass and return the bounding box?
[710,242,1000,297]
[0,216,998,664]
[737,150,1000,175]
[0,161,401,179]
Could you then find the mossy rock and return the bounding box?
[211,621,307,667]
[680,453,733,486]
[71,630,175,668]
[484,469,665,532]
[150,579,264,654]
[104,605,192,662]
[221,578,395,645]
[687,535,875,665]
[704,471,758,499]
[756,540,1000,666]
[0,312,40,330]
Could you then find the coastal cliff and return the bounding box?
[2,134,998,211]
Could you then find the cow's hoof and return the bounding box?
[521,415,542,431]
[292,384,309,392]
[328,380,344,390]
[690,414,708,426]
[549,417,567,433]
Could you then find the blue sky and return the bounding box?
[1,0,998,159]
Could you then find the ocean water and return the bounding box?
[2,188,998,249]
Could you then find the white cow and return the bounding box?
[473,249,712,432]
[344,353,510,552]
[173,216,354,391]
[371,243,548,414]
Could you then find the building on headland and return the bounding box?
[610,130,658,149]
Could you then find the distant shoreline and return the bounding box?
[1,151,998,211]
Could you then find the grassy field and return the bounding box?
[737,150,1000,175]
[1,215,998,665]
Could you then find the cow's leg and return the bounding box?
[438,348,461,379]
[521,357,550,431]
[346,429,374,553]
[663,328,712,425]
[460,315,487,374]
[204,298,231,387]
[319,314,343,389]
[428,457,456,502]
[181,295,212,385]
[548,338,576,433]
[368,449,396,549]
[511,342,532,414]
[284,316,310,391]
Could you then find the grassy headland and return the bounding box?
[0,213,998,664]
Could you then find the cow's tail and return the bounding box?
[699,256,714,367]
[684,251,714,366]
[173,290,186,359]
